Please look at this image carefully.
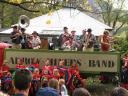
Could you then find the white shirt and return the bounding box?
[31,36,41,49]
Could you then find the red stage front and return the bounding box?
[0,48,4,66]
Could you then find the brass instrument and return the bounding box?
[84,35,93,48]
[19,15,30,28]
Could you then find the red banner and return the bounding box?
[0,48,4,67]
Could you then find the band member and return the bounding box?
[31,31,41,49]
[20,28,28,49]
[62,36,79,51]
[26,35,33,49]
[80,29,86,50]
[83,28,96,52]
[71,30,77,41]
[100,30,111,52]
[10,25,22,49]
[59,27,70,49]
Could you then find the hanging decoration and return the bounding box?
[46,10,53,25]
[46,19,52,25]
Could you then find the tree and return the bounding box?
[0,0,94,28]
[0,3,43,28]
[0,4,5,28]
[0,0,95,12]
[0,0,64,28]
[95,0,128,34]
[0,0,65,12]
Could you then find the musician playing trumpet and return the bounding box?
[82,28,96,52]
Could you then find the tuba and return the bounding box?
[19,15,30,28]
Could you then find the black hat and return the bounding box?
[87,28,92,32]
[71,30,76,33]
[63,27,68,30]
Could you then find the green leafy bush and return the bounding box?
[112,37,128,54]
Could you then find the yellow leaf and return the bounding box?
[17,0,22,4]
[9,0,13,3]
[84,0,89,5]
[87,6,92,11]
[10,0,22,4]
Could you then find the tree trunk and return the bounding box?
[0,5,5,28]
[11,6,17,25]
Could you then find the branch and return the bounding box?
[97,0,106,24]
[0,0,39,12]
[113,22,126,35]
[116,22,126,32]
[112,12,119,28]
[18,5,39,12]
[0,0,62,12]
[0,0,127,16]
[21,1,56,5]
[112,0,125,28]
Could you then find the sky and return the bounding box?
[87,0,128,11]
[123,0,128,10]
[113,0,128,10]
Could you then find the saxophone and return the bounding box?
[84,35,90,48]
